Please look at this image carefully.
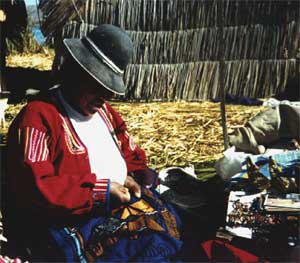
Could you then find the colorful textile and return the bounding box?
[255,150,300,179]
[50,189,182,262]
[233,150,300,180]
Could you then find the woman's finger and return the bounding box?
[125,176,141,198]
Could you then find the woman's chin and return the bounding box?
[87,106,102,115]
[80,102,104,116]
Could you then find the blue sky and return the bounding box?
[24,0,38,6]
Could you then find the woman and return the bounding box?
[4,24,182,262]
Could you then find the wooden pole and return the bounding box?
[217,0,229,150]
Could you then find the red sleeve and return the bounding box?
[7,104,109,216]
[104,103,149,172]
[24,156,95,215]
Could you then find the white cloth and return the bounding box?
[263,98,300,108]
[58,90,127,185]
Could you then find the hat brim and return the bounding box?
[63,38,126,95]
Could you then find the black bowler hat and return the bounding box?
[63,24,133,95]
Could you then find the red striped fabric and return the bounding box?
[92,178,109,203]
[22,127,49,162]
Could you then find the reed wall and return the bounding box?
[40,0,300,101]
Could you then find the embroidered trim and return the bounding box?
[98,107,122,150]
[125,131,137,151]
[22,127,49,162]
[64,228,87,263]
[92,179,109,203]
[59,115,86,155]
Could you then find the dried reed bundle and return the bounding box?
[73,0,300,31]
[40,1,299,38]
[40,0,299,104]
[61,21,299,63]
[124,60,298,101]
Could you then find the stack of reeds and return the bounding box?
[55,0,298,32]
[39,0,300,101]
[124,59,298,101]
[40,0,300,37]
[62,21,299,63]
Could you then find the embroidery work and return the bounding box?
[54,190,181,262]
[161,209,181,240]
[22,127,49,162]
[64,228,87,263]
[102,104,114,124]
[60,115,86,154]
[112,199,156,220]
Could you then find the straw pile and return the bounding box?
[5,50,54,70]
[112,102,263,170]
[4,100,264,170]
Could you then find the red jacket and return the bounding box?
[7,89,150,217]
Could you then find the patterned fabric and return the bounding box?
[93,179,110,205]
[233,150,300,180]
[50,189,182,262]
[21,127,49,162]
[59,114,86,154]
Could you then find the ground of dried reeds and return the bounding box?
[4,52,264,172]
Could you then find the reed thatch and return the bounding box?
[39,0,85,37]
[40,0,299,34]
[39,0,300,101]
[61,21,299,63]
[124,59,298,101]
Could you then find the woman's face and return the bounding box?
[72,72,115,116]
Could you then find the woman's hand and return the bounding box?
[110,176,141,204]
[110,182,131,203]
[124,176,141,198]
